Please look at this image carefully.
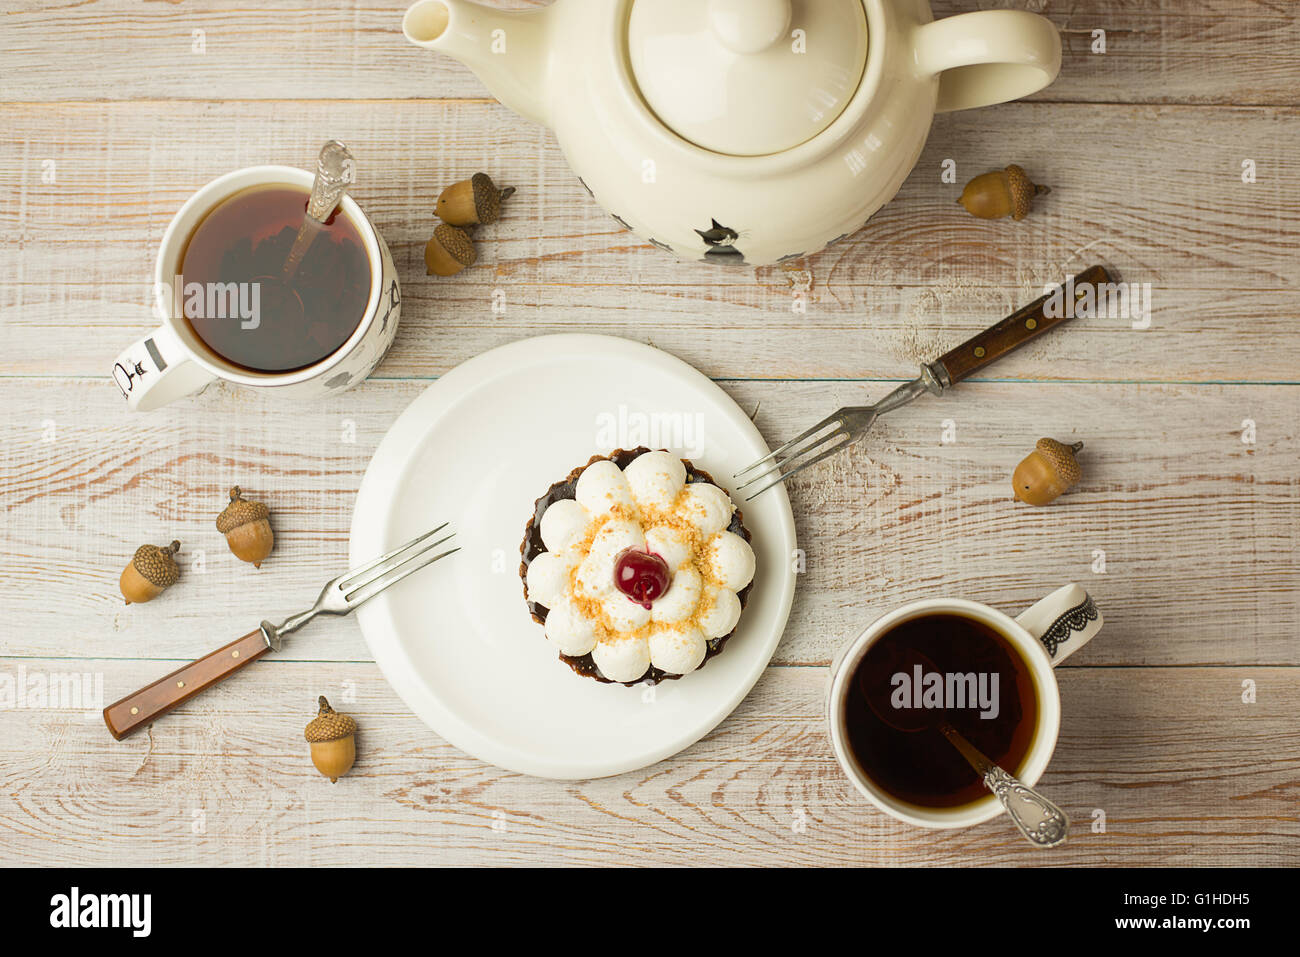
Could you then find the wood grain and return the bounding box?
[0,659,1294,867]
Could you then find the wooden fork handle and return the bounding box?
[103,628,271,740]
[934,264,1117,385]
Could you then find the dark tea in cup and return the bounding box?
[840,613,1039,808]
[176,184,372,373]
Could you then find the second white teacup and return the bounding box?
[827,584,1103,830]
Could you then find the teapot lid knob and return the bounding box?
[708,0,792,55]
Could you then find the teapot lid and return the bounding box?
[627,0,868,156]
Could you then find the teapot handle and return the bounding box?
[913,10,1062,113]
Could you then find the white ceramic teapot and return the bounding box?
[403,0,1060,266]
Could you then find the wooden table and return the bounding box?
[2,0,1297,867]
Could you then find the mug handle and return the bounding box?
[913,10,1062,113]
[1015,583,1102,667]
[112,322,215,412]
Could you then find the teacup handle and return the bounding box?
[112,323,215,412]
[913,10,1062,113]
[1015,583,1102,667]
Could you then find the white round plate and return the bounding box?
[350,334,797,779]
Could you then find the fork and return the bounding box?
[103,523,458,740]
[736,264,1117,499]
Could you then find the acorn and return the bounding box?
[436,172,515,226]
[424,223,477,276]
[216,486,274,568]
[1013,438,1084,506]
[119,540,181,604]
[305,696,357,783]
[957,164,1050,220]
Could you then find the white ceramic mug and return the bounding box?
[112,165,401,411]
[827,584,1103,829]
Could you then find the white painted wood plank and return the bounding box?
[1,1,1297,106]
[0,660,1294,866]
[2,378,1295,666]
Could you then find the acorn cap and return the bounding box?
[305,696,357,742]
[132,541,180,588]
[434,223,476,266]
[1005,164,1048,221]
[216,486,269,534]
[471,172,513,224]
[1035,438,1083,484]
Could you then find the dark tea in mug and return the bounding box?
[176,184,372,373]
[841,613,1039,808]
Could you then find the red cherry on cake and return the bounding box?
[614,547,672,608]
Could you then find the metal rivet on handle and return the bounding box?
[232,650,239,658]
[177,681,185,688]
[130,707,139,715]
[1026,318,1038,330]
[973,346,986,358]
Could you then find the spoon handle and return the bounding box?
[940,723,1069,848]
[982,765,1070,848]
[306,140,355,222]
[282,141,356,281]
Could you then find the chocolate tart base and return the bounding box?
[519,447,753,686]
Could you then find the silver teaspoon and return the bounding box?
[939,722,1069,848]
[281,139,355,281]
[250,141,357,330]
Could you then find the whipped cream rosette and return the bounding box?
[521,448,756,684]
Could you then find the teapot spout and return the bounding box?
[403,0,552,128]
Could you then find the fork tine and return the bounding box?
[343,542,460,607]
[744,433,857,501]
[337,522,450,589]
[735,426,848,491]
[343,531,456,593]
[734,414,843,477]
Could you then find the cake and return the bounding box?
[520,447,756,685]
